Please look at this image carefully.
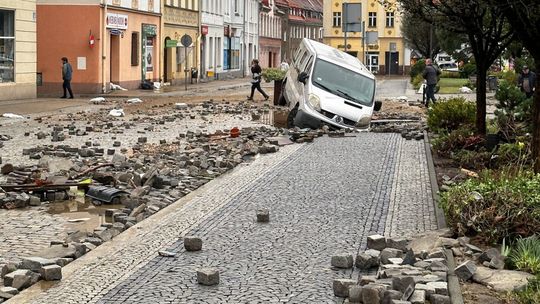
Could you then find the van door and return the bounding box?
[292,51,311,105]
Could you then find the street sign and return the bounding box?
[342,3,362,32]
[166,40,178,48]
[181,34,192,47]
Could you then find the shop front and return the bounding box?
[162,6,198,85]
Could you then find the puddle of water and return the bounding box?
[260,109,289,128]
[46,196,124,233]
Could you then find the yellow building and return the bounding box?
[0,0,36,100]
[161,0,200,86]
[323,0,409,75]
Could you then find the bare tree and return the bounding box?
[401,11,441,59]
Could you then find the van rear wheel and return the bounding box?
[287,106,298,128]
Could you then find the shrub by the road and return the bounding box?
[508,235,540,274]
[410,59,426,81]
[440,169,540,243]
[428,97,476,133]
[514,273,540,304]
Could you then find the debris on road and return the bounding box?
[2,113,25,119]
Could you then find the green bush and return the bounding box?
[514,273,540,304]
[495,81,533,141]
[440,71,461,78]
[431,126,479,158]
[412,74,424,90]
[460,62,477,78]
[452,149,492,171]
[508,235,540,274]
[410,59,426,81]
[493,70,519,85]
[440,170,540,242]
[495,142,532,167]
[261,68,286,82]
[427,97,476,133]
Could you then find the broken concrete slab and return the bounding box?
[472,266,534,292]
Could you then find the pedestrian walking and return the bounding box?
[61,57,74,99]
[422,58,440,107]
[247,59,269,101]
[518,65,536,98]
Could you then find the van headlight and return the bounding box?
[355,115,371,128]
[307,94,321,111]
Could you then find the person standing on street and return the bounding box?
[518,65,536,98]
[422,58,440,107]
[61,57,74,99]
[247,59,269,101]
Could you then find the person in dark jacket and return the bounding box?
[422,58,440,107]
[61,57,74,99]
[518,65,536,98]
[247,59,269,101]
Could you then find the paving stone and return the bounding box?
[40,265,62,281]
[429,294,451,304]
[380,248,404,264]
[355,252,379,270]
[362,284,385,304]
[331,253,354,269]
[415,283,436,296]
[0,287,18,299]
[426,281,448,295]
[454,260,477,281]
[20,257,56,272]
[196,268,219,286]
[3,269,32,290]
[409,290,425,304]
[392,276,415,294]
[367,234,386,251]
[256,209,270,222]
[183,237,202,251]
[348,285,363,303]
[382,290,403,304]
[333,279,357,297]
[386,238,408,251]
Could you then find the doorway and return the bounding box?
[385,52,399,75]
[164,37,172,82]
[109,34,120,85]
[366,53,379,74]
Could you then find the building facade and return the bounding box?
[37,0,161,96]
[323,0,408,75]
[0,0,37,100]
[161,0,199,86]
[200,0,258,79]
[258,0,284,69]
[283,0,323,63]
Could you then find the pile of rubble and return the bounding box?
[331,229,534,304]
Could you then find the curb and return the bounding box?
[445,249,465,304]
[424,130,447,229]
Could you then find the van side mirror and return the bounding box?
[374,100,382,112]
[297,72,309,84]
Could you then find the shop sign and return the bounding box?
[143,24,157,36]
[106,13,128,30]
[166,40,178,48]
[145,38,154,72]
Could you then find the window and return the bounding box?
[368,12,377,28]
[332,12,341,28]
[131,32,139,66]
[0,10,15,83]
[386,12,395,27]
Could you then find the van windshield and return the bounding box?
[311,59,375,106]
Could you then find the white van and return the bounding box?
[280,38,380,129]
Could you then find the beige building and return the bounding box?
[0,0,36,100]
[161,0,199,86]
[323,0,410,75]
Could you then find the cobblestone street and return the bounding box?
[14,133,439,304]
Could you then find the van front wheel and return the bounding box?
[287,106,298,128]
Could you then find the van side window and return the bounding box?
[304,56,314,74]
[293,47,302,63]
[299,52,309,70]
[294,50,305,68]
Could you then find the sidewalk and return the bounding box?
[0,77,267,116]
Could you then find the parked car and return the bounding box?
[280,38,381,130]
[437,62,459,72]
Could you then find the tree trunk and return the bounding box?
[475,66,488,135]
[533,61,540,172]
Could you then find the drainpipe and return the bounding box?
[243,0,247,77]
[102,0,107,93]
